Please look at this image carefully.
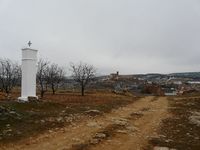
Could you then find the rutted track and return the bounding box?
[2,96,169,150]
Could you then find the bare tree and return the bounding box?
[0,59,21,96]
[46,63,65,94]
[70,62,96,96]
[37,59,49,98]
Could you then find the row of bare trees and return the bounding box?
[37,59,66,98]
[37,59,96,97]
[0,59,21,96]
[0,58,96,98]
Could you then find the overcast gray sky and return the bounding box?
[0,0,200,74]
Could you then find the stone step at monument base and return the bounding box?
[17,96,38,103]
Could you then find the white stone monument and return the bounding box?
[18,41,38,101]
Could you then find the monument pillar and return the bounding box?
[18,47,38,101]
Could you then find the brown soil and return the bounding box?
[147,96,200,150]
[0,92,136,144]
[1,96,169,150]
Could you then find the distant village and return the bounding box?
[64,71,200,96]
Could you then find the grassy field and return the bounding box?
[0,91,137,144]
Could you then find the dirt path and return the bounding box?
[1,96,169,150]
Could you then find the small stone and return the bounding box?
[153,146,170,150]
[40,120,45,123]
[56,117,63,122]
[94,133,107,139]
[126,126,139,132]
[72,138,82,142]
[159,135,166,138]
[111,117,129,126]
[6,129,12,132]
[189,112,200,126]
[85,110,102,116]
[9,111,17,114]
[87,122,100,128]
[165,139,173,143]
[48,130,53,133]
[116,130,128,134]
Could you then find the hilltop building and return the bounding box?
[110,71,119,80]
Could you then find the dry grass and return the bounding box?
[0,91,138,144]
[43,91,133,103]
[0,101,66,144]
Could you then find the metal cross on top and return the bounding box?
[28,41,32,47]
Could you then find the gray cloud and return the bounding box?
[0,0,200,74]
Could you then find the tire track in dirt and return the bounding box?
[70,97,169,150]
[1,96,169,150]
[89,97,169,150]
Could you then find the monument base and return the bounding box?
[18,97,28,102]
[18,96,38,102]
